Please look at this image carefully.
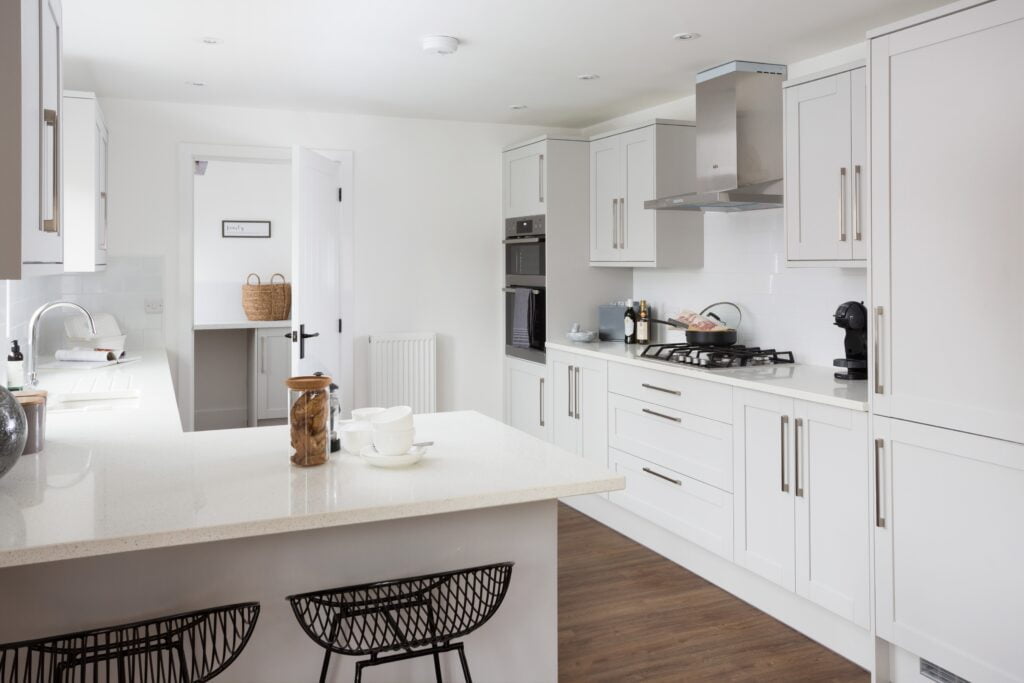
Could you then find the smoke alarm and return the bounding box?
[422,35,460,55]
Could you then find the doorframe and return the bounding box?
[176,143,354,431]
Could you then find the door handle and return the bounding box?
[642,467,682,486]
[612,198,618,249]
[874,438,886,528]
[641,383,681,396]
[260,337,267,374]
[853,165,862,241]
[780,415,790,493]
[794,417,804,497]
[574,366,580,420]
[42,109,60,233]
[567,365,573,418]
[874,306,884,395]
[838,167,847,242]
[642,407,680,423]
[539,377,545,427]
[538,154,545,203]
[288,324,320,360]
[620,196,626,250]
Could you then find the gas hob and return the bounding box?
[640,343,795,369]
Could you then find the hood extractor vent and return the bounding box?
[645,60,787,213]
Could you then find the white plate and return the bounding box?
[360,444,426,468]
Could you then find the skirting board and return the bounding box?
[562,493,875,672]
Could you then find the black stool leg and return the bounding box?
[319,647,333,683]
[455,643,472,683]
[354,659,365,683]
[432,649,443,682]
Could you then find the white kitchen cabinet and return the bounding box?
[502,140,545,219]
[63,91,108,272]
[1,0,64,279]
[547,349,607,468]
[504,356,547,441]
[784,63,866,266]
[873,416,1024,683]
[588,121,702,268]
[870,1,1024,445]
[733,389,869,627]
[254,327,290,421]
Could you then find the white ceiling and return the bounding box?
[63,0,947,128]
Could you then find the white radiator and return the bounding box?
[368,332,437,413]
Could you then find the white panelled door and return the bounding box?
[291,147,347,381]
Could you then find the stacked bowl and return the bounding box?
[339,406,415,456]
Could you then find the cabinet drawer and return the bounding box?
[608,362,732,423]
[609,448,733,560]
[608,393,732,491]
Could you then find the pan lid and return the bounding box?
[699,302,742,330]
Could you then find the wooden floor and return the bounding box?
[557,504,869,682]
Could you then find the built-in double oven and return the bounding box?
[504,214,546,363]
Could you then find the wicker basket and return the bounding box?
[242,273,291,321]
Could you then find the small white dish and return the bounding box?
[370,405,413,432]
[339,422,373,454]
[352,407,386,422]
[372,427,415,456]
[360,444,426,468]
[566,330,597,343]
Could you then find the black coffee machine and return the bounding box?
[833,301,868,380]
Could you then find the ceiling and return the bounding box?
[63,0,947,128]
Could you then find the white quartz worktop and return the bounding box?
[547,341,869,411]
[0,352,622,568]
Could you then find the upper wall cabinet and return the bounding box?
[0,0,64,279]
[784,64,866,267]
[589,121,703,268]
[503,139,546,219]
[63,91,109,272]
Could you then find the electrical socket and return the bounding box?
[144,298,164,314]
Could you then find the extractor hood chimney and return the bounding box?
[645,60,787,212]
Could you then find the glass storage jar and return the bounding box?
[286,375,332,467]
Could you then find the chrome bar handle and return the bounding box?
[874,438,886,528]
[620,196,626,250]
[100,192,109,248]
[642,467,682,486]
[838,167,847,242]
[42,109,60,233]
[567,365,573,418]
[538,154,544,203]
[874,306,884,394]
[539,377,545,427]
[574,366,580,419]
[260,336,267,374]
[780,415,790,493]
[612,198,619,249]
[794,417,804,497]
[853,165,862,241]
[642,407,680,423]
[641,383,681,396]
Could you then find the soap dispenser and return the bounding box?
[6,341,24,392]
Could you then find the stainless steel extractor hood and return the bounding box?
[645,60,787,212]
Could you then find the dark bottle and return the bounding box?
[623,299,637,344]
[637,300,650,345]
[6,340,25,392]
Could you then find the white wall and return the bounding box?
[95,98,566,419]
[584,43,868,368]
[193,159,291,325]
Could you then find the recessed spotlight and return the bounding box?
[187,81,206,87]
[672,32,701,41]
[201,37,221,45]
[422,35,460,55]
[508,104,528,111]
[577,73,600,80]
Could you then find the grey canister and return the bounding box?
[16,392,46,455]
[0,386,27,479]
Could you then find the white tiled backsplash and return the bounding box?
[1,257,164,379]
[633,209,867,368]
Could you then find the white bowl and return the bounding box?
[372,428,415,456]
[566,330,597,343]
[351,407,386,422]
[361,444,426,468]
[339,422,373,454]
[370,405,414,432]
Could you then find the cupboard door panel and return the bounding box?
[874,416,1024,683]
[547,351,578,456]
[575,355,607,468]
[785,72,852,262]
[504,358,546,441]
[589,136,620,262]
[504,141,545,219]
[848,68,866,261]
[733,390,795,591]
[794,401,869,628]
[620,127,655,262]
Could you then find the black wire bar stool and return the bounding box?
[288,562,514,683]
[0,601,260,682]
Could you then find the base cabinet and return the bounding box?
[504,356,547,441]
[547,349,607,467]
[734,389,870,628]
[254,327,290,421]
[874,417,1024,683]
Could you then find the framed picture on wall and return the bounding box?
[222,220,272,238]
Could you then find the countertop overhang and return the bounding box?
[0,353,622,569]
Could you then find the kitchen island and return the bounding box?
[0,352,623,681]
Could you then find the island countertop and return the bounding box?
[0,354,623,569]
